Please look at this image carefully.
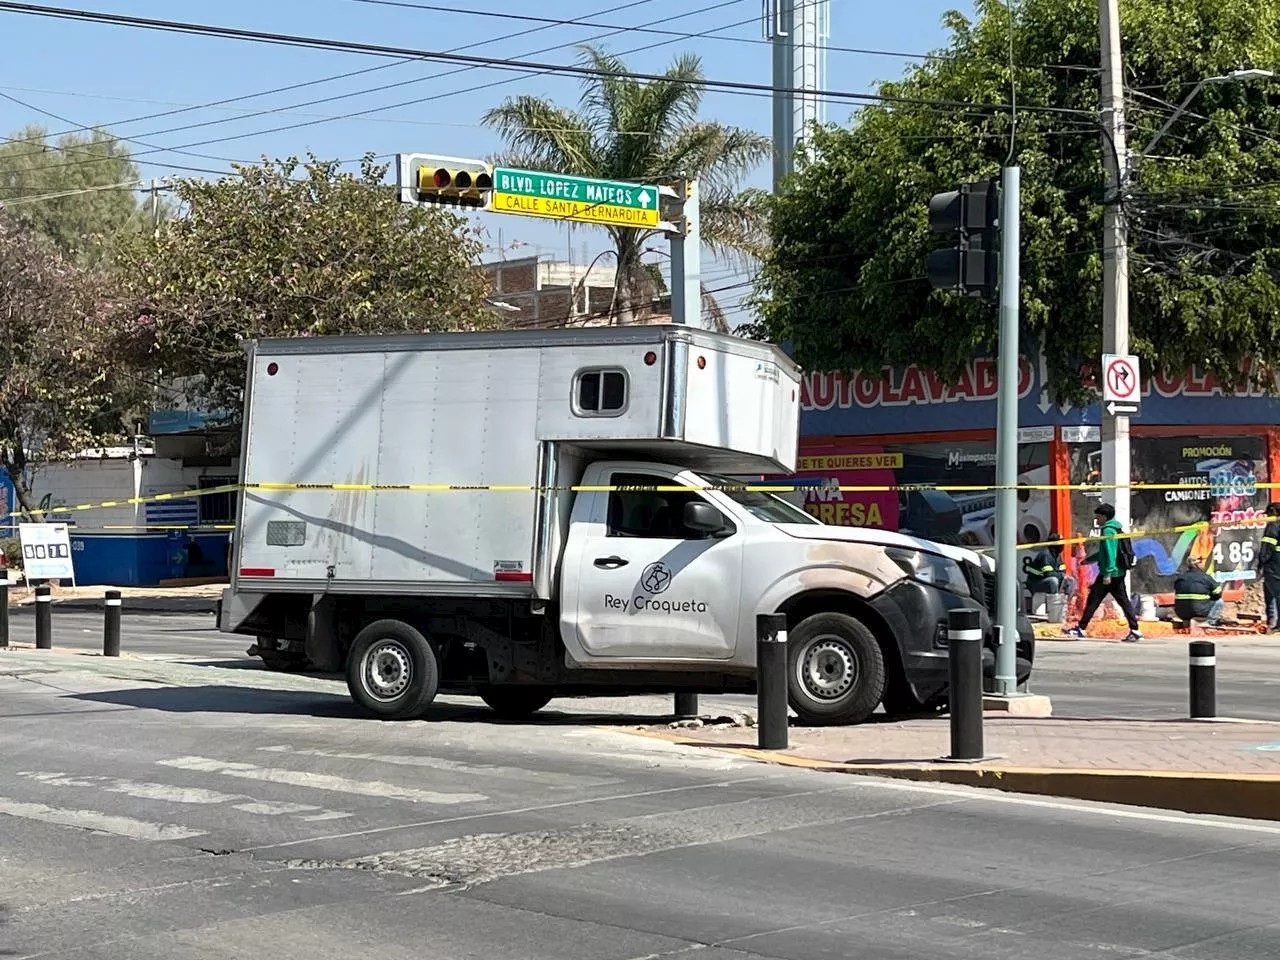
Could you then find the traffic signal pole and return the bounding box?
[993,164,1021,698]
[669,179,702,328]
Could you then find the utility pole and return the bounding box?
[150,178,160,236]
[1099,0,1131,529]
[993,164,1021,698]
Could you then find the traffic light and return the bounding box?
[926,179,1000,299]
[416,162,493,208]
[395,154,493,209]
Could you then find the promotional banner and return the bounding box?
[787,438,1052,548]
[1067,434,1269,595]
[17,522,76,583]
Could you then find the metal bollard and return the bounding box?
[756,613,789,750]
[0,567,8,649]
[673,692,699,718]
[103,590,121,658]
[947,608,984,760]
[1189,640,1216,719]
[35,585,52,649]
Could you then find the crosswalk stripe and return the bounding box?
[256,744,618,787]
[17,771,350,821]
[0,797,205,841]
[156,756,488,805]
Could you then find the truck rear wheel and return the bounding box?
[476,686,554,719]
[346,620,439,720]
[787,612,885,726]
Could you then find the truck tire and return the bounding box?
[787,612,886,726]
[346,620,439,720]
[476,686,554,719]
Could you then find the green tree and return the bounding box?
[114,154,497,419]
[0,212,141,516]
[0,126,146,262]
[752,0,1280,401]
[483,45,771,328]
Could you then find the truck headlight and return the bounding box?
[885,547,971,597]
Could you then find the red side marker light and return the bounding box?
[266,362,279,376]
[239,567,275,577]
[696,355,706,369]
[644,351,657,366]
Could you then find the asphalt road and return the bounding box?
[2,652,1279,960]
[7,609,1280,720]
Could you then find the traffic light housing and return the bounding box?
[416,162,493,208]
[396,154,493,209]
[926,179,1000,299]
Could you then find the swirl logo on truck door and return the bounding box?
[641,561,673,594]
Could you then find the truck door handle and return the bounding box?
[594,556,629,569]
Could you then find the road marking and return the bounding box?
[17,771,350,821]
[0,797,205,841]
[257,744,619,788]
[157,755,487,805]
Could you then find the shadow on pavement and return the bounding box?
[66,685,682,727]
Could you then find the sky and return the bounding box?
[0,0,969,325]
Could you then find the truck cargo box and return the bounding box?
[234,326,800,595]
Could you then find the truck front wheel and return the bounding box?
[787,612,886,725]
[476,686,554,719]
[346,620,439,720]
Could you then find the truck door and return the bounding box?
[561,468,744,661]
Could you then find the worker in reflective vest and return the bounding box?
[1172,556,1223,626]
[1257,502,1280,631]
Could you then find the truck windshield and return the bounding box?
[699,474,820,525]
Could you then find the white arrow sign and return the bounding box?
[1106,401,1140,416]
[638,189,652,208]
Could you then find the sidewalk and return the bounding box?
[627,712,1280,822]
[4,581,222,613]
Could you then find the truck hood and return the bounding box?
[776,524,993,571]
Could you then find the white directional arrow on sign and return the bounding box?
[638,190,652,208]
[1106,401,1139,416]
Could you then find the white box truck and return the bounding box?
[219,326,1034,724]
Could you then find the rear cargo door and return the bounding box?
[561,467,743,661]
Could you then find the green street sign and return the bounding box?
[491,167,661,228]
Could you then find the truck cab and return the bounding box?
[218,326,1033,724]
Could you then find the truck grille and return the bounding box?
[961,561,988,609]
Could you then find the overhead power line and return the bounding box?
[0,0,668,152]
[0,3,1090,119]
[341,0,946,63]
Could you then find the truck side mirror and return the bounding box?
[683,501,728,537]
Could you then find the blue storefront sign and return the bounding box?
[799,354,1280,436]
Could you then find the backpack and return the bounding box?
[1114,528,1135,571]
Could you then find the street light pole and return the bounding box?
[1099,0,1273,528]
[1099,0,1131,529]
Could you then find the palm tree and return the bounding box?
[483,45,771,330]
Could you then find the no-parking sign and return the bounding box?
[1102,353,1141,409]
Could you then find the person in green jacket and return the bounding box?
[1064,502,1141,642]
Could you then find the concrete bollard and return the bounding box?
[0,567,8,649]
[1189,640,1216,719]
[104,590,121,658]
[947,608,984,760]
[35,585,52,649]
[756,613,789,750]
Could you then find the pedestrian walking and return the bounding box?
[1063,503,1142,641]
[1173,556,1224,627]
[1256,502,1280,630]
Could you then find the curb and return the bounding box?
[9,600,217,614]
[614,727,1280,823]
